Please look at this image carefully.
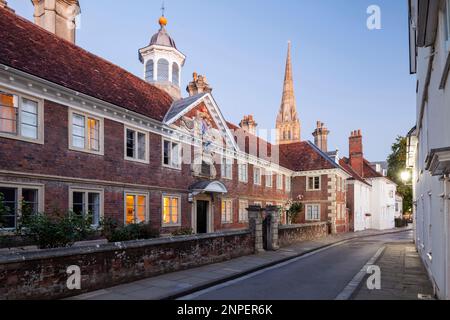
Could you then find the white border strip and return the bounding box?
[334,246,386,300]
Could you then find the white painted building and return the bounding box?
[350,179,372,231]
[408,0,450,299]
[366,173,397,231]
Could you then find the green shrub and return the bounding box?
[0,193,9,229]
[172,227,194,236]
[101,218,160,242]
[20,213,95,249]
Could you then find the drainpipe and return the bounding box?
[443,175,449,299]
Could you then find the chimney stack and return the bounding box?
[187,72,212,96]
[312,121,330,152]
[31,0,81,44]
[239,115,258,135]
[0,0,14,11]
[349,129,364,177]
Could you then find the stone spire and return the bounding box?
[276,41,301,145]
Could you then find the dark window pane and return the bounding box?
[22,189,38,216]
[163,140,170,165]
[72,192,84,216]
[138,132,146,160]
[0,187,17,228]
[126,129,135,158]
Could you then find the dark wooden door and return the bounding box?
[196,200,208,234]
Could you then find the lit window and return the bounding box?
[125,193,147,225]
[125,128,148,162]
[172,63,179,86]
[0,186,40,230]
[277,174,283,190]
[0,91,41,142]
[253,167,261,185]
[163,195,180,226]
[157,59,169,82]
[238,163,248,183]
[70,111,102,154]
[221,157,233,179]
[308,176,321,191]
[239,200,248,222]
[145,60,154,82]
[163,139,181,169]
[71,189,102,226]
[265,170,273,188]
[306,204,320,221]
[221,199,233,223]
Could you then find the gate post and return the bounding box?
[266,205,280,251]
[247,205,265,253]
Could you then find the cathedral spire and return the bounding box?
[276,41,301,145]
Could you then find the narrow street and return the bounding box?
[180,231,415,300]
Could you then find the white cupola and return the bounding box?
[139,15,186,100]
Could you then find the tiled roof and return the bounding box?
[279,141,340,171]
[339,157,371,186]
[363,160,384,178]
[0,8,173,121]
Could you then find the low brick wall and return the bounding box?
[0,230,253,300]
[278,222,328,247]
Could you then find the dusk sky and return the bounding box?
[8,0,415,161]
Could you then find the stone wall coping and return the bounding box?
[0,230,251,264]
[279,222,327,230]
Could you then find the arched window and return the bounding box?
[172,63,180,86]
[145,60,154,82]
[157,59,169,82]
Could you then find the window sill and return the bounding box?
[69,146,103,156]
[162,164,182,171]
[0,133,44,145]
[125,157,150,165]
[162,223,182,228]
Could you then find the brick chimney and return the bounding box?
[349,129,364,177]
[312,121,330,152]
[186,72,212,96]
[239,115,258,135]
[0,0,14,11]
[31,0,81,44]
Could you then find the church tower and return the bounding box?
[276,42,301,145]
[139,11,186,100]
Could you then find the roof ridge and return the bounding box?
[0,7,171,102]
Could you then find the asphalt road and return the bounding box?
[181,231,413,300]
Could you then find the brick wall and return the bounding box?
[0,100,289,231]
[278,222,328,247]
[0,230,253,300]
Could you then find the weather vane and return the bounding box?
[161,1,165,17]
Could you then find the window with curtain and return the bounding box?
[72,190,102,226]
[0,186,39,229]
[125,128,148,162]
[306,204,320,221]
[157,59,169,82]
[125,193,147,225]
[70,111,102,153]
[172,62,179,86]
[163,195,180,226]
[221,199,233,223]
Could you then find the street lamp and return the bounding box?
[401,170,412,185]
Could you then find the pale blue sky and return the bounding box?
[8,0,415,161]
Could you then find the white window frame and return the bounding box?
[0,87,44,144]
[253,201,263,207]
[69,187,104,227]
[221,157,233,180]
[124,191,149,225]
[221,198,233,224]
[253,167,262,186]
[162,194,181,227]
[0,182,44,231]
[276,174,283,190]
[306,204,321,221]
[162,138,182,170]
[239,199,249,222]
[124,126,149,164]
[68,109,104,155]
[265,170,273,188]
[285,175,291,192]
[307,176,321,191]
[238,162,248,183]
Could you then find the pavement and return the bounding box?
[70,227,413,300]
[352,242,434,300]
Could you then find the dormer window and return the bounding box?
[157,59,169,82]
[145,60,154,82]
[172,62,180,86]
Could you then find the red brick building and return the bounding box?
[0,3,350,235]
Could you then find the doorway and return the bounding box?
[196,200,209,234]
